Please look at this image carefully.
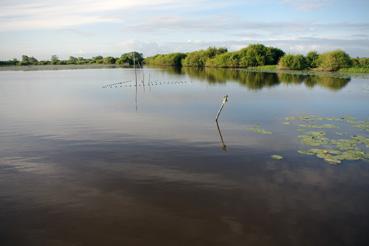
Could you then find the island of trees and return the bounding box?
[1,44,368,73]
[145,44,369,73]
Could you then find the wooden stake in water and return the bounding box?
[215,95,228,122]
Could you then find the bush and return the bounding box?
[278,54,308,70]
[317,50,351,71]
[306,51,319,68]
[238,44,284,67]
[351,57,369,68]
[239,44,268,67]
[116,52,144,66]
[205,52,240,68]
[145,53,187,66]
[182,47,227,67]
[103,56,116,64]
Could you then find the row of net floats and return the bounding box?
[102,80,190,89]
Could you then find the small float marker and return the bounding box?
[215,95,229,122]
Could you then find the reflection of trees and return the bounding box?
[182,67,279,90]
[278,73,350,91]
[238,71,279,90]
[154,66,351,91]
[309,76,350,91]
[277,73,308,84]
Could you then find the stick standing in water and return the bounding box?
[215,95,229,122]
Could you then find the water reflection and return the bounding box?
[216,121,227,151]
[162,67,351,91]
[0,68,368,246]
[278,73,350,91]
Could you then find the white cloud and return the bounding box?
[0,0,367,58]
[0,0,184,31]
[281,0,331,10]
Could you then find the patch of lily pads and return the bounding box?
[246,125,272,135]
[285,114,369,165]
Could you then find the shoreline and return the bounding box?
[0,64,368,78]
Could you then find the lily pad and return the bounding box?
[271,155,283,160]
[352,135,369,148]
[298,124,337,129]
[246,125,272,135]
[298,131,329,146]
[287,114,369,165]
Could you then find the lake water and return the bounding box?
[0,66,369,246]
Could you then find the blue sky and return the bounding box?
[0,0,368,59]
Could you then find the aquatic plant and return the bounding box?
[299,148,368,165]
[271,155,283,160]
[286,114,369,164]
[246,125,272,135]
[298,124,337,129]
[298,131,329,146]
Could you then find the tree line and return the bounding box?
[145,44,369,72]
[0,52,144,66]
[1,44,369,72]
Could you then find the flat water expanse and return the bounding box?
[0,67,369,246]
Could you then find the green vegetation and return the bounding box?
[2,44,369,74]
[116,52,144,66]
[205,44,284,68]
[278,54,308,70]
[306,51,319,68]
[345,57,369,73]
[145,44,285,69]
[0,52,144,66]
[316,50,352,71]
[246,125,272,135]
[205,51,240,68]
[145,53,187,66]
[144,44,369,73]
[182,47,228,67]
[145,44,369,73]
[285,114,369,165]
[246,65,277,71]
[271,155,283,160]
[339,67,369,74]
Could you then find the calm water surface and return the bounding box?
[0,67,369,246]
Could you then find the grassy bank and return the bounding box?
[339,67,369,74]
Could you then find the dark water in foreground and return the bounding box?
[0,67,369,246]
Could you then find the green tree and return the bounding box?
[306,51,319,68]
[103,56,116,64]
[317,50,352,71]
[92,56,103,64]
[116,52,144,66]
[28,56,38,65]
[51,55,60,65]
[182,47,227,67]
[67,56,78,64]
[239,44,269,67]
[278,54,308,70]
[20,55,31,65]
[145,53,186,66]
[266,47,285,65]
[206,52,240,68]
